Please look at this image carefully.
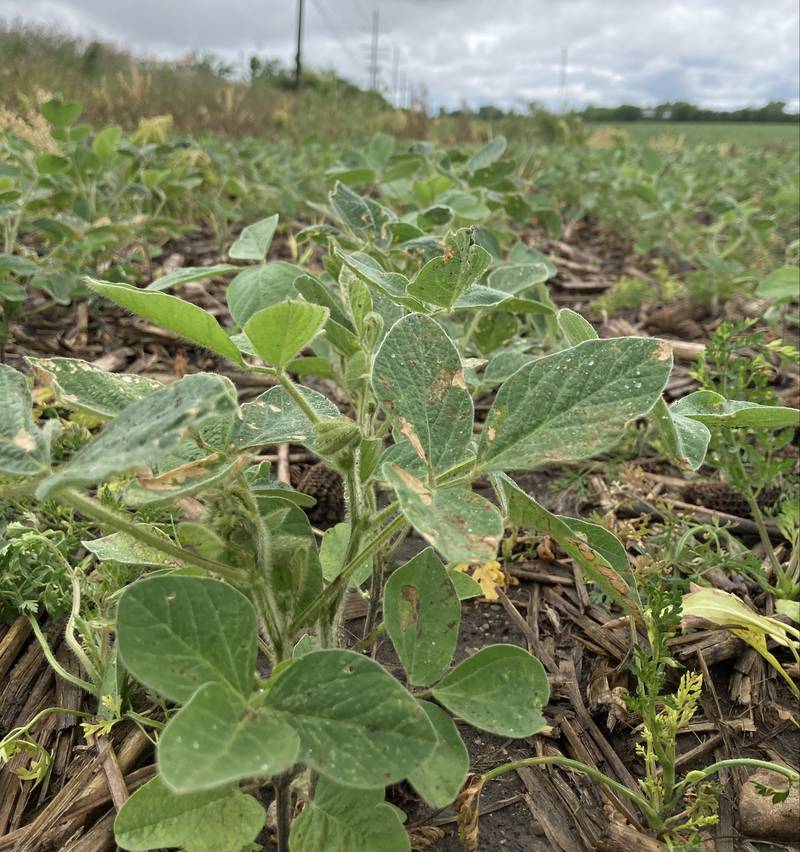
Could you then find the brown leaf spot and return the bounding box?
[13,429,36,453]
[657,339,672,361]
[398,416,427,462]
[399,584,420,631]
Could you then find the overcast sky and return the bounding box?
[1,0,798,112]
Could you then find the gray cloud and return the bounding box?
[0,0,797,111]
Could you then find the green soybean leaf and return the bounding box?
[432,644,549,737]
[330,181,394,249]
[26,356,161,419]
[557,308,598,345]
[319,522,372,586]
[407,229,492,308]
[159,682,300,792]
[448,568,484,600]
[372,314,473,473]
[652,397,710,471]
[117,576,257,703]
[407,701,469,808]
[560,517,630,576]
[227,261,305,326]
[336,251,417,308]
[487,263,551,294]
[145,264,239,292]
[234,385,339,450]
[384,548,460,686]
[478,337,672,471]
[384,465,502,564]
[41,97,81,127]
[756,266,799,304]
[467,136,506,173]
[228,213,279,261]
[88,279,244,365]
[267,649,436,788]
[82,529,186,567]
[92,125,121,163]
[244,300,329,368]
[0,253,39,275]
[115,777,265,852]
[671,390,800,429]
[499,474,641,617]
[289,777,409,852]
[0,364,53,477]
[37,373,236,498]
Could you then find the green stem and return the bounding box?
[673,759,799,800]
[276,369,322,425]
[59,489,249,585]
[483,756,665,830]
[28,616,96,695]
[1,705,97,747]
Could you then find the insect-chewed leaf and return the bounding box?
[267,649,436,788]
[243,300,329,368]
[0,364,53,477]
[384,548,460,686]
[478,337,672,471]
[145,264,239,292]
[432,645,549,737]
[87,279,244,365]
[499,474,641,617]
[158,682,300,792]
[288,776,409,852]
[226,262,305,326]
[671,390,800,430]
[651,397,711,471]
[384,465,502,564]
[116,576,257,703]
[114,776,265,852]
[228,213,279,261]
[372,314,474,473]
[26,356,161,419]
[407,701,469,808]
[234,385,339,450]
[36,373,237,498]
[407,229,492,309]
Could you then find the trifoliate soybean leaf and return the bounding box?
[289,776,409,852]
[159,682,300,792]
[467,136,506,173]
[26,356,161,419]
[372,314,473,473]
[407,229,492,309]
[487,263,551,294]
[114,777,265,852]
[756,266,799,304]
[652,397,710,471]
[267,649,436,788]
[117,575,257,703]
[432,644,549,737]
[228,214,279,261]
[671,390,800,430]
[478,337,672,471]
[88,279,243,365]
[243,300,328,368]
[448,567,483,600]
[0,364,53,477]
[407,701,469,808]
[37,373,236,498]
[82,529,186,567]
[384,548,460,686]
[226,261,304,326]
[145,264,239,292]
[557,308,598,345]
[499,474,640,616]
[384,465,502,564]
[234,385,339,450]
[319,522,372,586]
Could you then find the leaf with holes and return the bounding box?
[478,337,672,471]
[384,465,502,564]
[116,576,256,703]
[244,300,329,368]
[384,548,460,686]
[36,373,237,498]
[114,777,265,852]
[432,644,549,737]
[372,314,473,473]
[26,356,161,419]
[158,682,299,792]
[267,649,436,788]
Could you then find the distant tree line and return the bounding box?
[580,101,799,123]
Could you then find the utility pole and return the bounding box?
[369,9,379,90]
[294,0,304,89]
[558,45,568,113]
[391,45,400,106]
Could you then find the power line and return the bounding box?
[308,0,364,80]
